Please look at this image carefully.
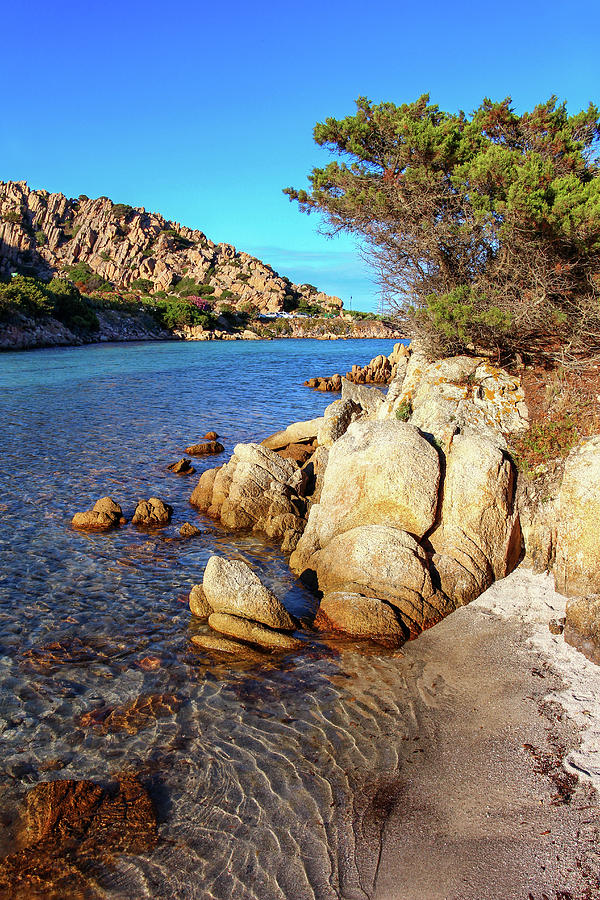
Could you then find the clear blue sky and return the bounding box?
[2,0,598,311]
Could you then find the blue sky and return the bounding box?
[2,0,598,311]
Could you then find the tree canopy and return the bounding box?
[285,95,600,364]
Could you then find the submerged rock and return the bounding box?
[202,556,296,630]
[71,496,124,531]
[190,633,266,661]
[132,497,173,527]
[208,612,304,650]
[0,776,156,899]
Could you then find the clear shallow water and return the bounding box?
[0,338,415,899]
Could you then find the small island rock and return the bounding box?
[71,497,124,531]
[132,497,173,527]
[167,458,195,475]
[185,440,225,456]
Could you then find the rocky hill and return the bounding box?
[0,180,343,315]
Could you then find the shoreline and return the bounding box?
[372,565,600,899]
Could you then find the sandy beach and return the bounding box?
[373,566,600,900]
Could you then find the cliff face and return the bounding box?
[0,181,342,315]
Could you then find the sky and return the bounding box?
[2,0,598,311]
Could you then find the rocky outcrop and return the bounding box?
[564,595,600,664]
[190,441,309,551]
[554,437,600,597]
[304,341,409,390]
[71,496,124,531]
[0,180,343,316]
[132,497,173,527]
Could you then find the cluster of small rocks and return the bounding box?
[304,342,410,391]
[71,496,173,531]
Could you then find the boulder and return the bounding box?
[310,525,452,636]
[167,458,195,474]
[291,421,440,567]
[277,441,315,464]
[564,595,600,665]
[315,591,407,644]
[341,379,385,416]
[71,497,124,531]
[208,612,304,651]
[430,428,521,605]
[185,440,225,456]
[554,437,600,596]
[190,634,266,661]
[189,584,212,617]
[190,466,219,510]
[192,443,308,550]
[180,522,202,538]
[204,431,219,440]
[132,497,173,527]
[317,397,362,448]
[262,417,324,450]
[202,556,296,630]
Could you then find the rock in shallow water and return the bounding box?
[180,521,202,538]
[208,612,304,651]
[71,496,124,531]
[167,457,195,474]
[202,555,296,630]
[190,633,266,662]
[132,497,173,527]
[0,776,156,898]
[185,440,225,456]
[189,583,212,617]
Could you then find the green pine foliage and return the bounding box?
[286,94,600,364]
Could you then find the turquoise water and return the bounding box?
[0,338,413,899]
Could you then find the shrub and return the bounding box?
[2,210,22,224]
[35,230,47,246]
[395,399,412,422]
[111,203,134,220]
[0,275,98,330]
[131,277,154,293]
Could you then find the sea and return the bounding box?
[0,337,414,899]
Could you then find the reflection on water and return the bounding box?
[0,338,415,898]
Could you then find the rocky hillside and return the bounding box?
[0,181,343,315]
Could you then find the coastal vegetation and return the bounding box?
[286,94,600,367]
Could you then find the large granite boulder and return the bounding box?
[202,555,296,630]
[316,591,407,643]
[317,397,362,448]
[564,595,600,665]
[554,436,600,596]
[311,525,452,636]
[377,352,529,442]
[430,428,522,605]
[290,420,440,572]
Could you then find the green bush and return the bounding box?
[35,229,47,246]
[154,298,216,330]
[131,277,154,293]
[111,203,134,220]
[172,276,214,297]
[395,399,412,422]
[2,210,22,224]
[0,275,98,331]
